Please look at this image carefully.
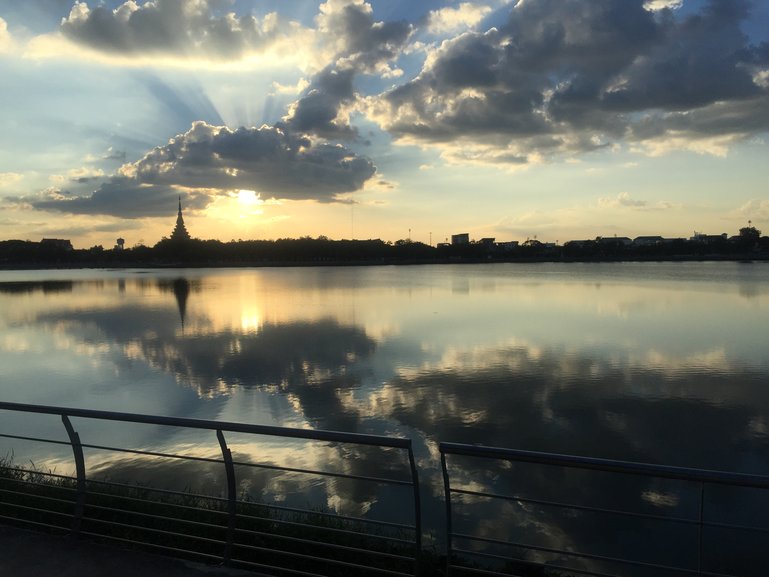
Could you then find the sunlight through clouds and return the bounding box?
[1,0,768,247]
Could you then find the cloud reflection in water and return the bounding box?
[1,264,769,569]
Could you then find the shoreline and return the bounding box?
[1,253,767,271]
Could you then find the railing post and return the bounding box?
[216,429,237,564]
[407,443,422,577]
[61,414,86,536]
[440,447,453,577]
[697,482,705,576]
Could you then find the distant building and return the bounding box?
[566,240,593,248]
[633,236,664,247]
[635,236,684,246]
[690,232,727,244]
[451,233,469,245]
[40,238,73,251]
[496,241,519,252]
[170,197,191,242]
[115,238,125,251]
[597,236,633,246]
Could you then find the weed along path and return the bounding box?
[0,525,264,577]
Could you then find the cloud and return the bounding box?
[31,122,377,218]
[426,3,493,34]
[597,192,678,212]
[367,0,769,165]
[31,181,190,218]
[0,172,23,188]
[35,219,145,238]
[316,0,413,74]
[58,0,289,61]
[0,17,14,53]
[598,192,647,209]
[103,147,127,162]
[279,1,415,140]
[282,67,358,139]
[733,199,769,223]
[49,167,105,185]
[643,0,683,10]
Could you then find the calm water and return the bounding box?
[2,262,769,570]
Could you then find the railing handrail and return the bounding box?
[440,442,769,576]
[440,441,769,490]
[0,401,411,450]
[0,400,422,576]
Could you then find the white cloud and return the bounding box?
[643,0,683,10]
[733,200,769,224]
[271,78,312,96]
[49,167,105,185]
[426,3,493,34]
[753,69,769,89]
[598,192,647,209]
[0,17,14,53]
[597,192,679,212]
[633,134,736,158]
[0,172,23,188]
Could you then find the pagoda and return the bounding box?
[170,196,191,242]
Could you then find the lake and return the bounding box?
[2,262,769,571]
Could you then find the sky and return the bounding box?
[0,0,768,249]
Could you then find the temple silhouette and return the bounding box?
[170,196,191,242]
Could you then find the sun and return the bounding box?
[237,190,261,206]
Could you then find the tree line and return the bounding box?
[1,227,766,268]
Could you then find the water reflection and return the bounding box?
[1,264,769,569]
[370,344,769,471]
[36,308,375,399]
[157,278,194,329]
[0,280,74,294]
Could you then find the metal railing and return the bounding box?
[0,401,422,577]
[440,443,769,577]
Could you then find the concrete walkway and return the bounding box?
[0,525,264,577]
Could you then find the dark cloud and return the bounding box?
[32,180,203,218]
[60,0,282,59]
[282,67,357,139]
[599,0,762,112]
[32,122,377,218]
[278,1,414,140]
[103,147,126,162]
[373,0,769,162]
[318,0,413,73]
[129,122,377,197]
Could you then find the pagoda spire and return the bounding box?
[170,196,191,242]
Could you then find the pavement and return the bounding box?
[0,524,264,577]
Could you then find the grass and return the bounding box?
[1,455,600,576]
[0,455,441,576]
